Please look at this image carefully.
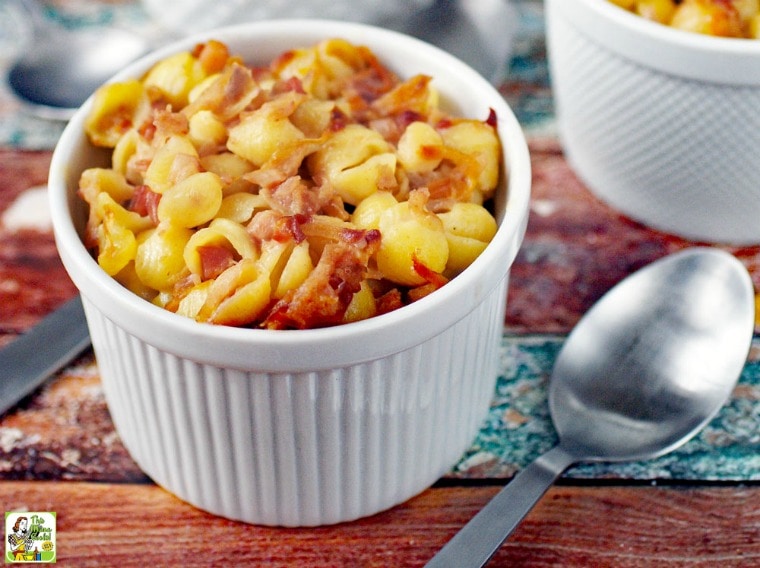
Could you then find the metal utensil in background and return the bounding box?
[4,0,516,120]
[0,295,91,416]
[427,248,755,567]
[5,0,150,120]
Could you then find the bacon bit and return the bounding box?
[340,227,381,247]
[139,121,157,142]
[273,76,306,95]
[244,168,286,190]
[128,185,161,224]
[410,145,480,205]
[436,117,454,129]
[126,157,153,185]
[261,176,321,216]
[116,115,134,138]
[262,236,379,329]
[245,138,324,190]
[485,108,498,128]
[330,108,351,131]
[166,274,197,311]
[285,215,307,243]
[317,186,350,220]
[181,63,260,122]
[153,108,189,141]
[247,209,310,244]
[398,110,424,129]
[297,216,378,251]
[198,245,236,281]
[372,75,432,117]
[425,168,471,204]
[247,209,284,242]
[375,288,403,315]
[412,254,448,289]
[347,53,401,104]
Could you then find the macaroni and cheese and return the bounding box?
[79,38,502,329]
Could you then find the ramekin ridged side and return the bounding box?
[547,0,760,244]
[82,279,506,527]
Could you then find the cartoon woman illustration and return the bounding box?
[7,516,33,561]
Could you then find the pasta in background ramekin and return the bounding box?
[48,20,531,526]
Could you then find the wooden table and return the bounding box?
[1,2,759,566]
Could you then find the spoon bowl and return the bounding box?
[428,247,755,567]
[552,247,753,462]
[8,26,150,121]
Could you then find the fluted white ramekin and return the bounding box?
[547,0,760,244]
[48,19,531,526]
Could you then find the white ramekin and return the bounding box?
[48,19,531,526]
[547,0,760,244]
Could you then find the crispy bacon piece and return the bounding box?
[371,75,432,118]
[197,245,236,281]
[345,49,400,102]
[247,210,303,243]
[153,108,189,140]
[128,185,161,224]
[407,146,481,208]
[262,227,381,329]
[259,176,349,221]
[261,176,322,216]
[243,138,324,189]
[181,63,261,121]
[329,107,352,131]
[486,108,498,128]
[138,120,157,142]
[334,52,400,120]
[407,256,449,302]
[272,76,307,95]
[375,288,403,315]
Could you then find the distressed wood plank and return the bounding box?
[2,482,758,567]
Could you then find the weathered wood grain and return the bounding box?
[2,482,758,567]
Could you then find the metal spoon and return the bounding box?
[6,0,515,121]
[427,247,755,567]
[6,1,150,121]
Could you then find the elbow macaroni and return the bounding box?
[78,38,504,329]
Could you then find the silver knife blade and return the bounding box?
[0,295,91,415]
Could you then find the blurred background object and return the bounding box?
[546,0,760,244]
[140,0,435,31]
[2,0,518,120]
[140,0,517,85]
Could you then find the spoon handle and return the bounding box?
[0,295,90,416]
[425,445,576,568]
